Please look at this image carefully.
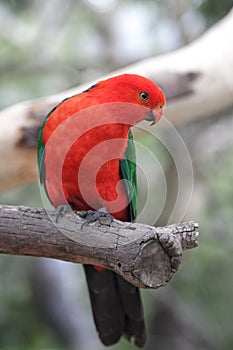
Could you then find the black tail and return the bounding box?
[84,265,146,348]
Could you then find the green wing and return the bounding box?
[37,105,56,186]
[37,98,70,185]
[120,129,137,221]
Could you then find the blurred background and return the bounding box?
[0,0,233,349]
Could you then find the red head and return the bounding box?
[93,74,166,125]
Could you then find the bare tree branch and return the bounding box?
[0,205,199,289]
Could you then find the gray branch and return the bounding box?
[0,205,199,289]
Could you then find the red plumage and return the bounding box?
[41,74,165,219]
[39,74,166,347]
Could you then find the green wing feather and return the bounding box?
[37,98,70,185]
[120,129,137,221]
[37,106,56,186]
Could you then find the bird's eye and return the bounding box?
[139,92,149,101]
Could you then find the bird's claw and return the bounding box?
[55,204,73,223]
[81,208,114,228]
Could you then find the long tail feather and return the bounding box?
[84,265,146,347]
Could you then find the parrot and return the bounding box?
[37,74,166,348]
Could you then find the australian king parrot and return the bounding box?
[37,74,166,347]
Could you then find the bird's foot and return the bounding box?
[81,207,114,228]
[55,204,73,223]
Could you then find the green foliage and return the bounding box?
[172,145,233,350]
[0,256,61,350]
[1,0,30,12]
[199,0,233,25]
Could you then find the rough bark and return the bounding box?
[0,205,199,289]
